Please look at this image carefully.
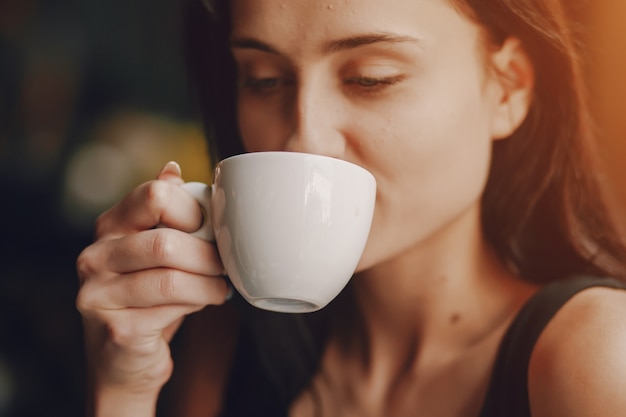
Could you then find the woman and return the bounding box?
[76,0,626,416]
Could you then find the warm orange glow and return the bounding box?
[588,1,626,232]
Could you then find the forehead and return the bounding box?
[230,0,480,52]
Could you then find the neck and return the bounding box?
[346,204,537,383]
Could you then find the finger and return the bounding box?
[102,229,224,276]
[162,317,184,343]
[77,268,229,311]
[92,305,204,359]
[157,161,185,185]
[76,229,224,288]
[95,179,204,239]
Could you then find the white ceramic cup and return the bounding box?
[180,151,376,313]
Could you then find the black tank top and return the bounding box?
[479,275,626,417]
[220,276,626,417]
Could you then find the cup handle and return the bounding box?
[179,181,214,242]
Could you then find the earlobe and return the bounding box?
[489,37,535,140]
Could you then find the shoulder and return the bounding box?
[528,283,626,417]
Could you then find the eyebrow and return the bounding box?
[324,33,421,53]
[230,32,421,55]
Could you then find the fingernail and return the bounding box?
[159,161,182,177]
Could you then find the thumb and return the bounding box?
[157,161,185,185]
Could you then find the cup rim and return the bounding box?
[217,151,376,183]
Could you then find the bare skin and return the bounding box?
[76,162,231,417]
[288,210,538,417]
[76,0,626,416]
[229,0,536,411]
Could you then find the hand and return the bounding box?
[76,162,229,414]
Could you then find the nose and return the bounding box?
[284,80,346,158]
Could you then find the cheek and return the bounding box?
[360,78,493,189]
[355,81,494,268]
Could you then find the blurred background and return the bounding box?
[0,0,211,415]
[0,1,625,416]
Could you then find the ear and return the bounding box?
[488,37,535,140]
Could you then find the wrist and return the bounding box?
[89,384,161,417]
[84,343,174,417]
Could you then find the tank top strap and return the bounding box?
[479,275,626,417]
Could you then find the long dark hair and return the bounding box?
[184,0,626,283]
[181,0,626,413]
[462,0,626,282]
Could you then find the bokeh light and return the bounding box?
[1,1,626,417]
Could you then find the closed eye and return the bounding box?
[240,77,293,96]
[344,75,405,93]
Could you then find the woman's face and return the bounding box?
[230,0,510,270]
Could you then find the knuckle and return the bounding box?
[145,180,172,213]
[75,285,94,315]
[157,269,179,300]
[150,231,178,264]
[106,319,161,358]
[110,323,133,348]
[106,318,139,350]
[76,280,110,318]
[76,245,98,284]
